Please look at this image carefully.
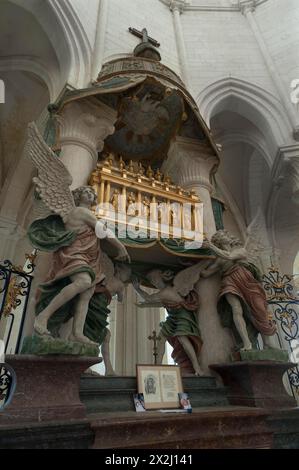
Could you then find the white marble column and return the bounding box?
[169,1,190,88]
[113,285,163,376]
[58,100,117,189]
[91,0,109,81]
[240,0,299,140]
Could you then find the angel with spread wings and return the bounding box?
[202,225,277,351]
[132,260,211,376]
[26,123,130,347]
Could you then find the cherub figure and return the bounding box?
[27,123,130,346]
[202,229,277,351]
[132,261,210,376]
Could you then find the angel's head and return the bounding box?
[229,236,243,248]
[72,186,97,208]
[115,264,132,283]
[211,230,231,249]
[146,269,166,289]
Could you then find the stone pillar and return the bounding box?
[114,285,138,376]
[284,145,299,205]
[114,285,163,376]
[0,217,25,262]
[240,0,299,140]
[136,293,165,366]
[58,100,117,189]
[91,0,109,81]
[169,1,190,88]
[0,147,35,264]
[164,136,218,237]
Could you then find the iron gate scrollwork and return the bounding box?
[262,266,299,399]
[0,255,36,354]
[0,362,17,410]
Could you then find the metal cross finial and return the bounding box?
[142,28,148,43]
[129,27,160,48]
[148,330,161,365]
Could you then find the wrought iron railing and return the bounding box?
[262,266,299,400]
[0,362,17,410]
[0,254,36,353]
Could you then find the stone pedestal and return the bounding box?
[80,375,229,414]
[210,361,297,409]
[90,407,272,449]
[0,355,101,425]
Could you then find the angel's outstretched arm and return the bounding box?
[96,221,130,262]
[208,242,247,261]
[201,261,221,278]
[132,278,161,304]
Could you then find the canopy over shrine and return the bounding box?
[44,27,223,264]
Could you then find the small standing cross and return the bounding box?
[148,330,162,365]
[129,27,160,48]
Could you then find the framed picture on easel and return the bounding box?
[136,364,183,410]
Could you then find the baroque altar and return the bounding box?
[1,27,298,451]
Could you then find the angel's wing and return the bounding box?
[244,209,269,265]
[31,195,52,222]
[26,123,75,221]
[173,260,211,297]
[100,252,115,282]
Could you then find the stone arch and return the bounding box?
[219,131,272,169]
[9,0,92,91]
[0,57,57,102]
[0,0,88,262]
[215,174,247,241]
[197,78,285,235]
[218,131,273,222]
[197,77,292,150]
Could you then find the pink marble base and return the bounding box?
[0,355,101,425]
[210,361,297,409]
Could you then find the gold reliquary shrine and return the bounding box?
[90,155,204,242]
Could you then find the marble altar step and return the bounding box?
[80,375,229,414]
[89,407,273,449]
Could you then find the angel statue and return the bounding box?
[202,229,277,351]
[82,253,131,375]
[60,252,132,375]
[26,123,130,348]
[132,261,211,376]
